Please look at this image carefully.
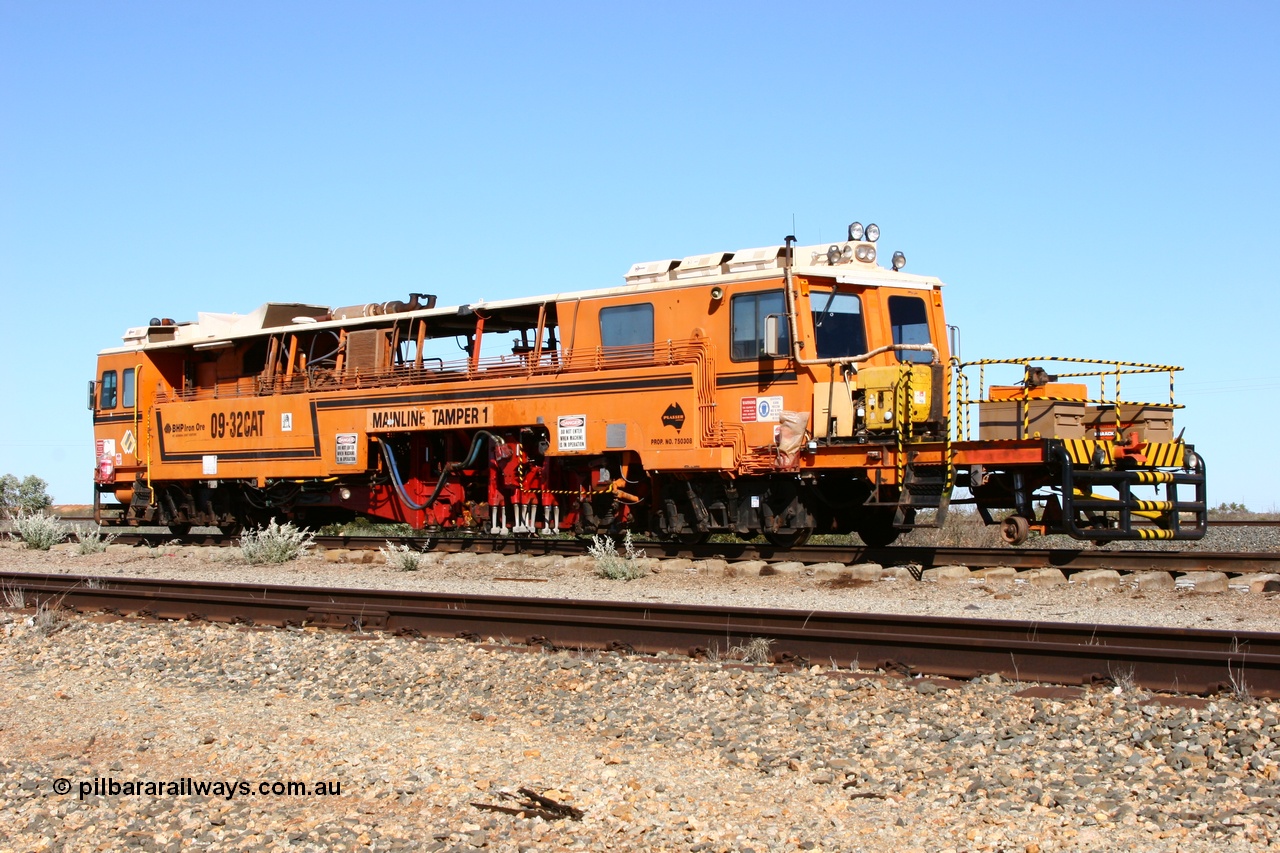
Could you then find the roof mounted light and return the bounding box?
[892,251,906,271]
[841,243,854,261]
[848,222,864,241]
[865,223,880,243]
[855,244,877,263]
[826,244,841,264]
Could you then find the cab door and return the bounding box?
[92,358,145,493]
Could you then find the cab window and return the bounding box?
[99,370,118,409]
[811,291,868,359]
[122,368,135,409]
[600,303,654,347]
[888,295,933,363]
[731,290,788,360]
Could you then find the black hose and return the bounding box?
[374,431,502,512]
[450,430,503,473]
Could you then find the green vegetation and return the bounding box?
[317,516,419,537]
[1207,502,1280,520]
[379,540,433,571]
[10,510,70,551]
[588,531,647,580]
[74,524,117,554]
[239,520,316,564]
[0,474,53,516]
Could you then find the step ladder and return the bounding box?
[893,456,952,530]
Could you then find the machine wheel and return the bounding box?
[856,524,900,548]
[1000,515,1031,546]
[855,508,901,548]
[219,524,244,538]
[763,529,812,548]
[674,530,710,546]
[167,523,192,538]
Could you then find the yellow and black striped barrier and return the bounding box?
[1049,443,1206,542]
[1060,439,1186,468]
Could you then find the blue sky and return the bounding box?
[2,2,1277,509]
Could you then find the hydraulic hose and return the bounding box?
[373,431,502,512]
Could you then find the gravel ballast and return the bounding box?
[4,535,1279,632]
[4,538,1280,851]
[3,611,1280,852]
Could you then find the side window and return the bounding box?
[600,303,654,347]
[122,368,136,409]
[811,292,868,359]
[99,370,118,409]
[888,295,933,363]
[241,338,269,375]
[731,290,788,360]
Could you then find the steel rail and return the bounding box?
[346,537,1280,575]
[4,571,1278,698]
[49,530,1280,574]
[777,545,1280,574]
[1205,519,1280,527]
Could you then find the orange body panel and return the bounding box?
[89,229,1202,545]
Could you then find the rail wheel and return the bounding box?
[855,525,900,548]
[167,524,192,538]
[219,523,244,538]
[1000,515,1031,546]
[855,508,900,548]
[763,529,812,548]
[674,530,710,546]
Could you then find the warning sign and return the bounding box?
[121,430,136,455]
[740,396,783,423]
[336,433,358,465]
[557,415,587,452]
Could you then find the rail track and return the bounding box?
[1206,519,1280,527]
[57,529,1280,576]
[4,570,1278,698]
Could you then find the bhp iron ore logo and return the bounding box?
[661,402,685,431]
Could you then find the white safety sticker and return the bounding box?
[557,415,587,452]
[740,396,784,423]
[281,413,293,432]
[336,433,358,465]
[202,455,218,476]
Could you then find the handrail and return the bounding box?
[952,356,1184,443]
[152,338,709,403]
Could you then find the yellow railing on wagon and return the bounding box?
[950,356,1183,442]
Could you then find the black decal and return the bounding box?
[661,402,685,431]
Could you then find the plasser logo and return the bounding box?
[661,402,685,431]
